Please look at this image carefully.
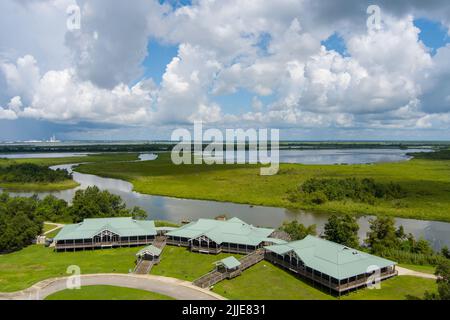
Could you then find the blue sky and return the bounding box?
[1,0,450,141]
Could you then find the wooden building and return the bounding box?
[264,235,397,294]
[165,217,283,254]
[54,217,157,251]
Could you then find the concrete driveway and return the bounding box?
[0,274,226,300]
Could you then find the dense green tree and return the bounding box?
[441,246,450,259]
[436,260,450,300]
[297,177,405,205]
[35,195,70,222]
[69,186,149,222]
[365,216,400,253]
[0,194,42,253]
[131,206,148,220]
[69,186,130,222]
[395,225,406,240]
[424,260,450,300]
[280,220,316,240]
[0,188,149,253]
[413,238,434,256]
[0,163,71,183]
[324,214,360,248]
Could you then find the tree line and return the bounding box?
[0,186,147,253]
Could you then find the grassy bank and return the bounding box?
[45,285,174,300]
[0,180,79,191]
[0,153,139,167]
[76,152,450,222]
[0,153,139,191]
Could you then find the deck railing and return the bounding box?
[55,239,154,249]
[190,246,222,254]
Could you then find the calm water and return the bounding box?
[201,148,432,165]
[277,148,432,164]
[3,151,449,251]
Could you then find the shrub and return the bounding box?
[377,248,447,266]
[293,177,405,204]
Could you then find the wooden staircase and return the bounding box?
[134,260,153,274]
[193,249,265,288]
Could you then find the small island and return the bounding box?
[0,163,77,191]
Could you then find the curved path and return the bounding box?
[0,274,226,300]
[396,266,437,279]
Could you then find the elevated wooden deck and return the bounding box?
[193,249,265,288]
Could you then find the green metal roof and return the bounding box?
[136,245,162,257]
[216,256,241,269]
[262,237,288,245]
[265,235,396,280]
[54,217,156,241]
[166,217,275,246]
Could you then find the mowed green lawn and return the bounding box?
[213,262,333,300]
[151,246,242,281]
[0,245,139,292]
[45,228,62,239]
[76,153,450,222]
[212,262,437,300]
[45,285,174,300]
[341,276,437,300]
[0,245,438,300]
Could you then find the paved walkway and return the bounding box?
[43,222,65,236]
[396,266,437,279]
[0,274,226,300]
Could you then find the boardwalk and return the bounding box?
[134,260,153,274]
[193,249,265,288]
[134,236,167,275]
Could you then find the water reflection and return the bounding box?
[202,148,432,165]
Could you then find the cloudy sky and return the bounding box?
[1,0,450,141]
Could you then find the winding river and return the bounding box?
[2,150,449,250]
